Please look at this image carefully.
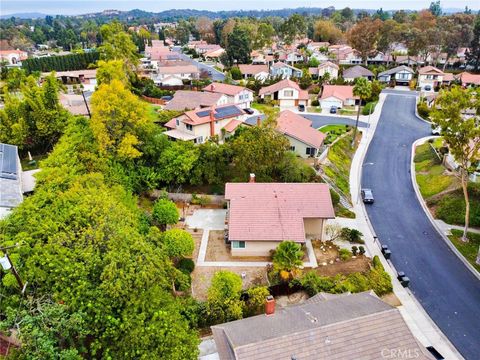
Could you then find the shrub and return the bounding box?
[298,271,335,296]
[174,268,192,292]
[152,199,179,230]
[368,267,393,296]
[339,248,352,261]
[346,272,370,292]
[206,271,244,323]
[230,67,242,80]
[311,99,320,106]
[161,229,195,259]
[340,227,364,243]
[177,258,195,273]
[329,189,340,206]
[362,102,376,115]
[417,101,430,120]
[351,245,358,255]
[244,286,270,316]
[358,246,366,255]
[272,241,304,273]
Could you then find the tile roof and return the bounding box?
[271,61,301,71]
[276,110,326,149]
[318,61,339,70]
[225,182,334,243]
[418,66,445,75]
[320,85,357,101]
[212,292,435,360]
[378,65,414,77]
[342,65,374,79]
[259,79,302,96]
[443,73,455,82]
[237,64,269,75]
[458,72,480,86]
[223,119,243,133]
[157,65,199,75]
[203,82,252,96]
[163,90,223,111]
[162,129,198,141]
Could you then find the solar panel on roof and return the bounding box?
[196,110,211,117]
[0,143,19,180]
[215,106,242,119]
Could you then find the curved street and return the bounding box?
[361,94,480,359]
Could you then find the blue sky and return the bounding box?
[1,0,478,15]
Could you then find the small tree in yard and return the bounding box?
[161,229,194,260]
[431,86,480,247]
[272,241,304,276]
[207,271,244,323]
[352,77,372,148]
[152,198,179,230]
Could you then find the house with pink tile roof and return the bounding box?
[259,79,309,108]
[203,82,254,109]
[237,64,269,81]
[457,72,480,87]
[276,110,326,158]
[417,66,445,92]
[309,61,339,79]
[225,182,335,256]
[319,85,359,110]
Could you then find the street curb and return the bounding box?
[414,96,434,125]
[410,137,480,281]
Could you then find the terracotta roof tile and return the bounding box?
[320,85,357,101]
[276,110,326,149]
[203,82,252,96]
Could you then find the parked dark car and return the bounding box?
[361,188,374,204]
[244,108,254,115]
[161,95,173,101]
[330,106,337,114]
[298,104,305,112]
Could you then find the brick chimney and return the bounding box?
[265,295,275,315]
[249,173,255,183]
[209,106,215,137]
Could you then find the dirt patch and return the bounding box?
[205,230,272,262]
[312,240,339,263]
[191,266,268,301]
[275,291,310,307]
[381,292,402,307]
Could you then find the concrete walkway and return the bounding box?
[349,93,463,360]
[435,219,480,235]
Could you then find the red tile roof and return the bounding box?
[223,119,243,133]
[320,85,358,101]
[276,110,326,149]
[458,72,480,86]
[259,79,308,100]
[225,183,335,243]
[238,64,269,75]
[203,82,252,96]
[164,90,223,111]
[418,66,445,75]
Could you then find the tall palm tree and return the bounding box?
[351,77,372,147]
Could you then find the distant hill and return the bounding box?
[0,12,48,19]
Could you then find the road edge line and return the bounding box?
[410,137,480,280]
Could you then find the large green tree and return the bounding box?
[98,21,138,67]
[466,15,480,71]
[351,77,372,147]
[222,25,252,67]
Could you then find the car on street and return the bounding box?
[244,108,254,115]
[361,188,374,204]
[298,104,305,112]
[330,106,337,114]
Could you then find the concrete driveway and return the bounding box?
[362,94,480,359]
[186,209,227,230]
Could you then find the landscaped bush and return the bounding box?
[358,246,366,255]
[362,101,376,115]
[297,271,335,296]
[340,227,364,244]
[177,258,195,274]
[352,245,358,255]
[433,185,480,227]
[330,189,340,206]
[417,101,431,120]
[339,248,352,261]
[311,99,320,106]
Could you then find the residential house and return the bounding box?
[258,79,309,108]
[309,61,339,79]
[269,62,303,79]
[442,72,455,85]
[211,291,436,360]
[0,49,28,66]
[276,111,326,158]
[153,65,199,85]
[285,50,304,64]
[250,51,274,66]
[377,65,414,85]
[163,104,245,143]
[237,64,269,81]
[204,48,225,62]
[342,65,374,82]
[224,182,335,257]
[417,66,445,92]
[307,41,330,52]
[203,82,254,109]
[48,69,97,92]
[164,90,229,111]
[328,45,361,65]
[319,85,358,110]
[457,72,480,87]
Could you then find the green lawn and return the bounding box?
[307,106,322,113]
[147,104,163,122]
[319,125,349,144]
[414,142,456,198]
[448,229,480,272]
[20,154,48,171]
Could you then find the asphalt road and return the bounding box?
[175,52,226,82]
[361,94,480,359]
[245,113,369,129]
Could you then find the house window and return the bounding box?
[195,136,204,144]
[290,146,296,151]
[306,147,316,156]
[176,119,180,126]
[186,124,193,131]
[232,241,246,249]
[284,90,294,97]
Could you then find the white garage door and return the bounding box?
[321,99,343,109]
[281,99,296,107]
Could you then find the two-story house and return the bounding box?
[377,65,414,86]
[153,65,199,86]
[258,79,309,108]
[237,64,269,81]
[163,104,246,143]
[269,62,303,79]
[309,61,339,79]
[417,66,445,92]
[203,82,254,109]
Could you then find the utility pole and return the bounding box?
[81,90,91,118]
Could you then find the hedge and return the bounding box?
[22,52,99,73]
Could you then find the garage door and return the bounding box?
[280,99,296,107]
[321,99,342,109]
